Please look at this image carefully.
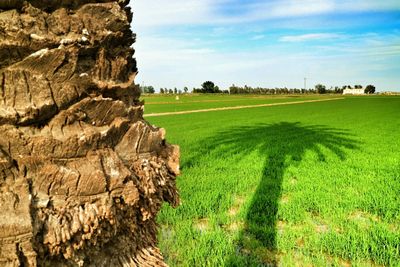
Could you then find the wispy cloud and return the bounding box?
[279,33,344,42]
[251,34,265,41]
[132,0,400,28]
[131,0,400,91]
[133,0,212,28]
[246,0,400,20]
[134,33,400,90]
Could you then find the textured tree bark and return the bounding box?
[0,1,180,266]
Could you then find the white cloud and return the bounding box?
[262,0,335,18]
[132,0,213,28]
[134,33,400,91]
[130,1,400,92]
[279,33,343,42]
[131,0,400,29]
[253,0,400,19]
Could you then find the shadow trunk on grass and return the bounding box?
[188,122,359,266]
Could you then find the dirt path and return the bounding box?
[144,97,345,117]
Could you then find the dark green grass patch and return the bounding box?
[147,96,400,266]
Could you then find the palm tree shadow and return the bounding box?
[186,122,360,266]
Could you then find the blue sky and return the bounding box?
[130,0,400,91]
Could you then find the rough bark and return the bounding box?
[0,1,180,266]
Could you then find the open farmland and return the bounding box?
[145,95,400,266]
[141,94,343,115]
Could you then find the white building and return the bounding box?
[343,89,365,95]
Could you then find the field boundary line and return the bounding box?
[144,97,345,117]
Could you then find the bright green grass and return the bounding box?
[141,94,340,114]
[142,94,301,103]
[147,96,400,266]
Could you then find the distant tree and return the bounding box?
[168,89,173,94]
[147,86,155,94]
[315,84,327,94]
[140,85,155,94]
[365,85,376,94]
[174,87,177,94]
[183,87,188,93]
[334,86,343,94]
[160,88,165,94]
[201,81,220,93]
[229,84,238,94]
[178,90,182,94]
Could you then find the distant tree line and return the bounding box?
[229,84,335,94]
[230,85,312,95]
[142,82,376,95]
[229,84,375,95]
[159,87,189,94]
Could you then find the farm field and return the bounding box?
[146,95,400,266]
[141,94,342,114]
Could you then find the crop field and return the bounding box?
[145,95,400,266]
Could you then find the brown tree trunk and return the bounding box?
[0,1,179,266]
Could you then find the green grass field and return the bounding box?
[146,95,400,266]
[141,94,341,114]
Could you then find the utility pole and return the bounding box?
[304,78,307,91]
